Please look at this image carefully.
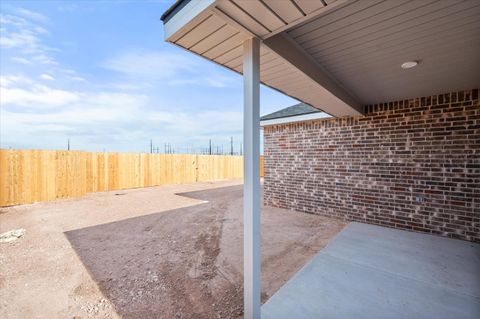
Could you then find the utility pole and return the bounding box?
[67,139,70,151]
[209,139,212,155]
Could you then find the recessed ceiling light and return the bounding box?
[401,61,418,69]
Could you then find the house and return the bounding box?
[161,1,480,318]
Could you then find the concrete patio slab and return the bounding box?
[262,222,480,319]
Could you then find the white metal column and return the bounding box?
[243,37,261,319]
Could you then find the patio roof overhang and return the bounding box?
[162,0,480,117]
[161,1,480,318]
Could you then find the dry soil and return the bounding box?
[0,180,345,319]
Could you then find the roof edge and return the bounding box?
[261,112,331,127]
[161,0,191,23]
[260,103,323,121]
[260,110,320,121]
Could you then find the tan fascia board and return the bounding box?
[164,0,216,42]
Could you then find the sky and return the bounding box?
[0,0,297,154]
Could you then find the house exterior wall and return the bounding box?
[263,89,480,242]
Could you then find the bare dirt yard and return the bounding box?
[0,180,345,319]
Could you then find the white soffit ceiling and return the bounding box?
[286,0,480,104]
[163,0,480,115]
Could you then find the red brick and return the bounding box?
[263,89,480,243]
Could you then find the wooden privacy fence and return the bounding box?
[0,150,265,207]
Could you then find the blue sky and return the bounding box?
[0,0,297,153]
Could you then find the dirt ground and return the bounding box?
[0,180,345,319]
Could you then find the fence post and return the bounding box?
[195,154,199,182]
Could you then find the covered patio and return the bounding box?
[161,0,480,318]
[262,222,480,319]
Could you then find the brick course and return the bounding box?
[263,89,480,242]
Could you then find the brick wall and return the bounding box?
[263,89,480,242]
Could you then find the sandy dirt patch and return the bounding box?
[0,180,345,318]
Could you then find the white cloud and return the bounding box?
[1,86,78,108]
[148,110,241,135]
[0,10,57,64]
[0,75,149,149]
[1,76,79,108]
[32,54,57,65]
[40,74,55,81]
[33,26,48,34]
[0,74,147,113]
[55,69,88,82]
[0,74,242,151]
[0,75,33,87]
[0,29,39,50]
[103,50,196,79]
[0,7,245,152]
[0,14,27,27]
[56,3,80,13]
[70,76,87,82]
[103,82,142,91]
[11,57,31,64]
[168,75,236,88]
[16,8,48,23]
[102,49,237,88]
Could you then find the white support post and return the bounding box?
[243,37,261,319]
